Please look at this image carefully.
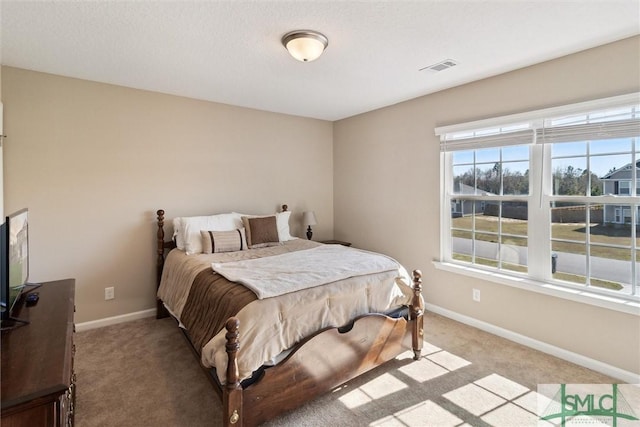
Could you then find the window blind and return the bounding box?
[535,118,640,144]
[436,93,639,151]
[439,129,534,152]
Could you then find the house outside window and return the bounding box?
[437,94,640,304]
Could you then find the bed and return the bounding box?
[155,206,424,426]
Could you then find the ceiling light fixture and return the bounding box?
[281,30,328,62]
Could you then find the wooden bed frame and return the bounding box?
[155,207,424,426]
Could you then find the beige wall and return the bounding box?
[1,67,334,323]
[334,36,640,375]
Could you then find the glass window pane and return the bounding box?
[552,157,587,195]
[589,245,630,293]
[552,141,587,157]
[450,200,471,226]
[500,202,528,237]
[475,163,500,194]
[452,166,475,194]
[502,145,529,162]
[475,233,499,267]
[551,203,586,242]
[551,242,586,285]
[475,213,499,233]
[591,153,632,182]
[451,201,472,262]
[593,205,631,246]
[590,138,632,155]
[502,161,529,195]
[501,236,527,273]
[476,147,500,163]
[452,151,474,165]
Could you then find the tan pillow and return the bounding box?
[242,216,280,248]
[201,228,247,253]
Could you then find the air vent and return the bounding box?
[420,59,458,73]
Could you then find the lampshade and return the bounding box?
[302,211,317,226]
[281,30,328,62]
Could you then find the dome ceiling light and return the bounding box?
[281,30,328,62]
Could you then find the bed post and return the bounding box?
[156,210,169,319]
[410,269,424,360]
[223,318,243,427]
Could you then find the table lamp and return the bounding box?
[302,211,317,240]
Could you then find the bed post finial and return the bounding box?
[223,317,243,426]
[281,204,288,212]
[410,269,424,360]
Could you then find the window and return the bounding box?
[620,181,630,195]
[450,144,529,274]
[438,94,640,303]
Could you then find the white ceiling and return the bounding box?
[1,1,639,121]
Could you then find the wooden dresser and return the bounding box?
[1,279,76,427]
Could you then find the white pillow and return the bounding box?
[276,211,295,241]
[173,218,185,250]
[179,213,244,254]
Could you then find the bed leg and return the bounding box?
[223,317,243,427]
[410,269,424,360]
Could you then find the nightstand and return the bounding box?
[321,240,352,247]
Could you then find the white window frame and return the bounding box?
[435,93,640,315]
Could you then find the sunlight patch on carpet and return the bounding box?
[370,400,463,427]
[398,358,449,383]
[443,383,506,416]
[427,350,472,371]
[514,390,553,416]
[482,402,551,427]
[338,373,408,409]
[474,373,529,400]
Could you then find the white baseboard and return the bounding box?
[75,308,156,332]
[426,303,640,384]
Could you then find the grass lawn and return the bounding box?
[452,216,636,261]
[451,215,632,291]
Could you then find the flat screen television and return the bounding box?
[1,208,30,322]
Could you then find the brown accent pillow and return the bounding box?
[242,216,280,248]
[200,228,247,253]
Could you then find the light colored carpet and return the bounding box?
[74,312,620,426]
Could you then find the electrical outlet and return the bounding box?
[105,286,115,300]
[472,288,481,302]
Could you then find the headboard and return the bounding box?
[154,205,289,318]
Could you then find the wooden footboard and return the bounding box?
[222,270,424,427]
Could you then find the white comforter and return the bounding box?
[158,239,416,384]
[211,244,400,299]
